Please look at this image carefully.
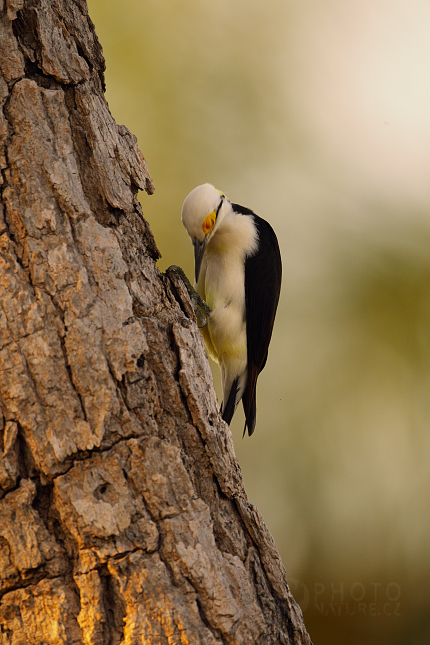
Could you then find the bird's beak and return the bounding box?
[193,238,206,283]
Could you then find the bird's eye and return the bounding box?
[202,211,216,234]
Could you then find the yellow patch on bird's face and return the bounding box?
[202,211,216,235]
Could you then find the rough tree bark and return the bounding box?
[0,1,312,644]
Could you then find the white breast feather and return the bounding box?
[197,211,258,364]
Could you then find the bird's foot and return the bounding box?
[166,265,211,328]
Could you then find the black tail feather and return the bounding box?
[221,377,239,425]
[242,390,256,437]
[241,364,258,436]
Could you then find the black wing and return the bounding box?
[232,204,282,436]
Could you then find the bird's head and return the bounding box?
[181,183,227,282]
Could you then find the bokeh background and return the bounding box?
[87,1,430,643]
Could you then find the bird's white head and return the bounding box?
[181,183,226,242]
[181,183,227,281]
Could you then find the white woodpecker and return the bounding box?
[181,183,282,436]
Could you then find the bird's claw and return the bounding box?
[166,265,211,328]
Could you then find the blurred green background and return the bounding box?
[87,1,430,642]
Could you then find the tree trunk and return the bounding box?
[0,1,312,643]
